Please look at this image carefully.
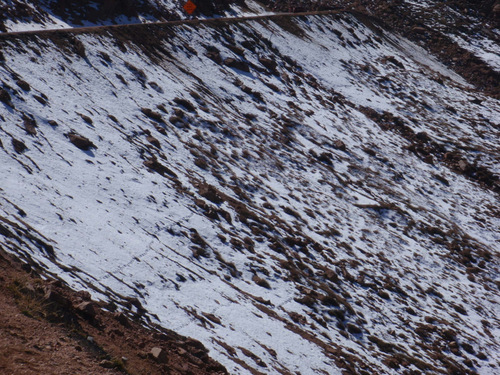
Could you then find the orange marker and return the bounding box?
[183,0,197,15]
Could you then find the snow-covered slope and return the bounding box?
[1,11,499,375]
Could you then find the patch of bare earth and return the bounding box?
[0,249,227,375]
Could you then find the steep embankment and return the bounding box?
[267,0,500,97]
[1,11,499,375]
[0,0,250,32]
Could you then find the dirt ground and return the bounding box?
[0,249,227,375]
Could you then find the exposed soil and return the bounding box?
[0,248,227,375]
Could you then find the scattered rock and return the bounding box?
[197,183,224,204]
[141,108,164,123]
[205,50,222,64]
[173,97,196,112]
[44,286,70,308]
[98,360,115,368]
[476,352,487,360]
[194,157,209,170]
[146,135,161,148]
[202,312,222,325]
[113,312,130,327]
[75,301,96,319]
[79,114,93,125]
[12,138,27,153]
[347,323,363,334]
[143,156,178,178]
[411,26,427,34]
[16,80,31,91]
[457,159,468,171]
[362,147,377,157]
[66,133,96,151]
[333,139,347,151]
[33,95,47,105]
[252,274,271,289]
[258,57,278,72]
[0,88,11,104]
[223,58,250,72]
[317,151,333,165]
[150,346,168,363]
[23,115,37,136]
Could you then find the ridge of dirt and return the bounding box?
[0,246,227,375]
[0,9,345,38]
[0,0,247,33]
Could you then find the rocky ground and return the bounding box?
[0,246,227,375]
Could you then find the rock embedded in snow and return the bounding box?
[11,138,27,153]
[0,88,11,104]
[223,57,250,72]
[66,133,96,151]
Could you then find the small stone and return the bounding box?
[458,160,468,171]
[44,287,70,307]
[150,347,167,363]
[114,312,130,327]
[223,58,250,72]
[333,140,346,151]
[99,360,115,368]
[16,80,30,91]
[12,138,27,153]
[411,26,427,34]
[66,133,96,151]
[258,57,277,72]
[423,155,434,164]
[146,135,161,148]
[87,336,94,343]
[75,301,96,318]
[476,352,487,360]
[0,88,11,103]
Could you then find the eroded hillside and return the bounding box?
[1,9,499,375]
